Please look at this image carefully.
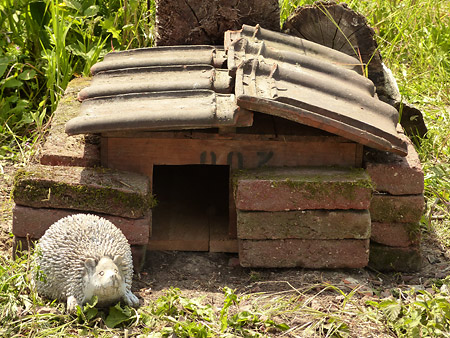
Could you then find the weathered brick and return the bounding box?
[12,205,151,245]
[234,167,372,211]
[239,239,369,268]
[371,222,420,247]
[40,77,100,167]
[237,210,370,240]
[369,243,422,272]
[364,136,424,195]
[13,237,147,270]
[370,194,424,223]
[12,164,154,218]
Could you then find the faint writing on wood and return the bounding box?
[200,151,274,168]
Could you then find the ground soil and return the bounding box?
[1,159,449,337]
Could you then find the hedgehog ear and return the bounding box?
[85,258,96,273]
[113,255,123,267]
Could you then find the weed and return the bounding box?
[0,0,154,163]
[367,282,450,337]
[1,0,450,336]
[0,253,290,337]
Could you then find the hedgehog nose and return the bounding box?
[103,271,119,285]
[111,275,119,287]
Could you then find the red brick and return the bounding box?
[12,205,150,245]
[40,78,100,167]
[370,194,424,223]
[364,136,424,195]
[13,164,153,219]
[238,239,369,268]
[237,210,370,240]
[371,222,420,247]
[13,237,147,271]
[369,243,422,272]
[234,167,372,211]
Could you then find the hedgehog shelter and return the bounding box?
[11,1,425,272]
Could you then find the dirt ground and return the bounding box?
[1,158,449,337]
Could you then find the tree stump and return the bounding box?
[155,0,280,46]
[282,1,387,100]
[283,1,427,139]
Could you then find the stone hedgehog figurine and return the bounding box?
[34,213,139,312]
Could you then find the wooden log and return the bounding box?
[155,0,280,46]
[282,1,386,100]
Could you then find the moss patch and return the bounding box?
[233,166,373,202]
[369,194,424,223]
[12,165,155,218]
[40,77,101,168]
[369,243,422,272]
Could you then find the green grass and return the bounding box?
[5,248,450,337]
[281,0,450,247]
[0,251,291,337]
[1,0,450,336]
[0,0,153,162]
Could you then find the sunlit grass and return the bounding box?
[1,0,449,336]
[279,0,450,244]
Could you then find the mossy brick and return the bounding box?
[369,194,424,223]
[12,237,147,272]
[371,222,420,247]
[234,167,372,211]
[237,210,370,240]
[12,205,151,245]
[12,164,155,218]
[368,242,422,272]
[40,77,100,167]
[364,135,424,195]
[238,239,369,268]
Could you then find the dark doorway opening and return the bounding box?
[150,165,232,251]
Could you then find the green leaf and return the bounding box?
[0,57,9,78]
[0,64,7,78]
[100,18,122,42]
[105,303,133,328]
[29,1,50,27]
[275,322,290,331]
[3,78,23,88]
[386,304,402,321]
[17,69,36,81]
[84,306,98,321]
[83,5,99,17]
[64,0,82,12]
[9,100,30,117]
[67,43,86,57]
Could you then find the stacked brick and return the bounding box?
[234,167,373,268]
[11,79,153,271]
[365,135,424,271]
[11,78,425,273]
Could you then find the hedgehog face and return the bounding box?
[83,256,126,306]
